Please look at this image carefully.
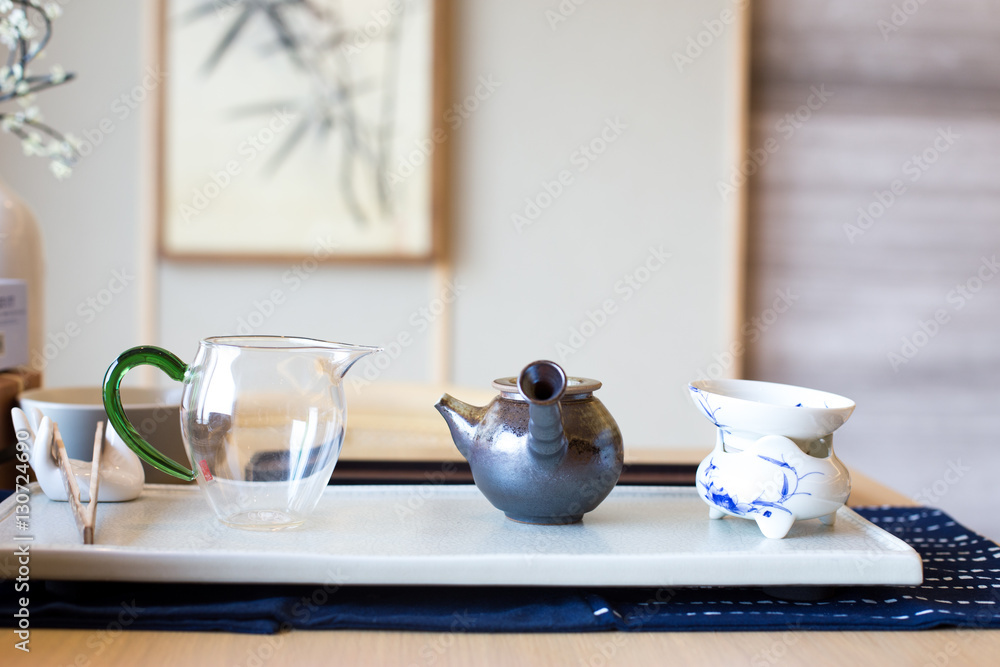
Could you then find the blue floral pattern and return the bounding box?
[689,386,722,426]
[699,453,822,518]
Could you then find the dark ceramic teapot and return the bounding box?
[434,360,623,524]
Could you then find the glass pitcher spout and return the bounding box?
[199,336,382,379]
[320,341,382,379]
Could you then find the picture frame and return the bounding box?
[156,0,447,263]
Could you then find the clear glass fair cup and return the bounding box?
[103,336,379,530]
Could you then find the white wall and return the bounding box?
[1,1,745,450]
[446,2,744,447]
[747,0,1000,540]
[0,0,145,386]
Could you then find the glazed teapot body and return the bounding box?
[436,361,623,524]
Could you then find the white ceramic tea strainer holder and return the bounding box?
[688,379,855,539]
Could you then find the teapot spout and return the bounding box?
[435,394,486,460]
[326,343,382,379]
[518,360,568,459]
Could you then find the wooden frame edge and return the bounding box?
[136,0,169,362]
[155,0,449,265]
[729,1,752,380]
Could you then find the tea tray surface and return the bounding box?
[0,483,923,587]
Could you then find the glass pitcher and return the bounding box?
[103,336,379,530]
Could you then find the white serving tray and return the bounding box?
[0,483,922,587]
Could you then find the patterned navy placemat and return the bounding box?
[1,505,998,634]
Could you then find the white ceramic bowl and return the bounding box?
[689,379,855,443]
[18,386,187,485]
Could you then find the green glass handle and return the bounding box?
[102,345,195,481]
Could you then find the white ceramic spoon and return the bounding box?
[11,407,145,502]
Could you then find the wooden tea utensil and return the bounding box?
[52,422,105,545]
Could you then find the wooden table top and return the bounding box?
[4,387,998,666]
[7,470,997,666]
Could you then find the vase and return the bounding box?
[0,178,45,372]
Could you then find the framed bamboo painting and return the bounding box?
[159,0,444,261]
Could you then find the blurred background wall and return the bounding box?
[0,0,744,449]
[158,0,745,452]
[2,1,998,541]
[745,0,1000,540]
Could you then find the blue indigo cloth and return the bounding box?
[1,505,998,634]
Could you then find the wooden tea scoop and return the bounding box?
[53,422,105,545]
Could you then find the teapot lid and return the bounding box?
[492,376,602,399]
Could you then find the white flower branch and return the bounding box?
[0,0,78,179]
